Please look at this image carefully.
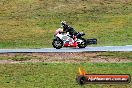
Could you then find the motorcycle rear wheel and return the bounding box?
[78,38,87,48]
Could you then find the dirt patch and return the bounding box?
[0,53,132,64]
[89,58,132,63]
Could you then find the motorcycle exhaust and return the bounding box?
[87,38,97,45]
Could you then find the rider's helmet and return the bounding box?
[61,21,68,29]
[61,21,66,25]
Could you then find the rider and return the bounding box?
[61,21,77,39]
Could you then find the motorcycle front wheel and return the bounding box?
[52,38,63,49]
[78,38,87,48]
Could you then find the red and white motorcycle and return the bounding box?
[52,28,87,49]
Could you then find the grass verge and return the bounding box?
[0,62,132,88]
[0,0,132,48]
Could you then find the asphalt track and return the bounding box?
[0,46,132,53]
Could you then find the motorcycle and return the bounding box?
[52,28,87,49]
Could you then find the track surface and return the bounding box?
[0,46,132,53]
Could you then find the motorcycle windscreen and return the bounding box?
[87,38,97,45]
[54,28,63,35]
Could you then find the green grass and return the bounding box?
[0,62,132,88]
[0,0,132,48]
[0,52,131,87]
